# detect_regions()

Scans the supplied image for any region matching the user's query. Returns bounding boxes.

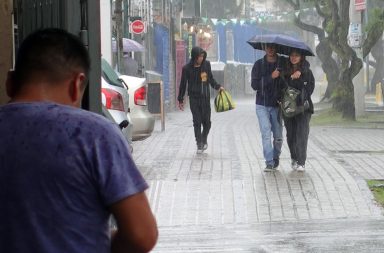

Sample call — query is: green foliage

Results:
[325,21,335,34]
[311,107,384,127]
[310,107,346,126]
[367,180,384,208]
[365,8,384,33]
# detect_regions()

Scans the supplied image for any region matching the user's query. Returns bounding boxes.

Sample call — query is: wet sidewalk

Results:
[132,98,384,252]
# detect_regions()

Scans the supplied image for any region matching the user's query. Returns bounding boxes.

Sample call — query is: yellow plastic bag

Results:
[214,90,235,112]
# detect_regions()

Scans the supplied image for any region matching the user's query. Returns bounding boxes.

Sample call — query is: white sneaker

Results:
[291,160,298,170]
[202,143,208,150]
[296,165,305,172]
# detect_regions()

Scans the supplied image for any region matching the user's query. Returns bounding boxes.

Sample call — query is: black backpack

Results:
[280,86,305,118]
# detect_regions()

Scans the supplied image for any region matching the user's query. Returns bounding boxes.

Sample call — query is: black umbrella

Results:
[247,33,315,56]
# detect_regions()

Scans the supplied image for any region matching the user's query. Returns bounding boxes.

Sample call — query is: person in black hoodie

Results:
[178,46,224,153]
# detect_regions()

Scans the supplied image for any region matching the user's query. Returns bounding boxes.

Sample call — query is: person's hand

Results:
[178,101,184,111]
[219,86,225,91]
[271,69,280,79]
[291,70,301,80]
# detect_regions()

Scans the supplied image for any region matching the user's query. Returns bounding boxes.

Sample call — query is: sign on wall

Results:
[130,20,146,34]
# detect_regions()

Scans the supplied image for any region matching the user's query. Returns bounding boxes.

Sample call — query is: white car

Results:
[119,75,155,141]
[101,59,133,150]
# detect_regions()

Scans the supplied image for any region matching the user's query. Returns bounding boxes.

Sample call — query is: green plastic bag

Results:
[214,90,235,112]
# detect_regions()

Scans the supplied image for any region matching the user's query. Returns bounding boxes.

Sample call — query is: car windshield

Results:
[101,58,124,88]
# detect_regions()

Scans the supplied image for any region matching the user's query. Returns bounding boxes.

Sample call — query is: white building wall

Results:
[100,0,112,64]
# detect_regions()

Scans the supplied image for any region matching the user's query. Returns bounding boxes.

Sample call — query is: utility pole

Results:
[123,0,130,39]
[115,0,124,73]
[0,0,13,104]
[349,1,365,117]
[364,1,370,92]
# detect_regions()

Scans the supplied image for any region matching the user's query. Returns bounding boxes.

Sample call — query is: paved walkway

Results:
[132,98,384,252]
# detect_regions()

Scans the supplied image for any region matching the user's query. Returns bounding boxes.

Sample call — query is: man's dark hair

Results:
[12,28,90,92]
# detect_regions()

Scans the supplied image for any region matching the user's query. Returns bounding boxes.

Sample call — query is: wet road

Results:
[132,98,384,252]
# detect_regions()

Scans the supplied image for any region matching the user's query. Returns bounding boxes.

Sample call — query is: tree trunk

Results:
[333,45,362,119]
[333,78,355,119]
[328,0,363,120]
[333,46,362,119]
[316,39,339,100]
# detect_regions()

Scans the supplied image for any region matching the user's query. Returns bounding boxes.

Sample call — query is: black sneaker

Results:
[291,160,298,170]
[273,158,279,169]
[197,144,203,154]
[264,164,276,172]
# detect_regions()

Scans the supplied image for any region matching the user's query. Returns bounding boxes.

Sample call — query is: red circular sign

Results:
[131,20,145,34]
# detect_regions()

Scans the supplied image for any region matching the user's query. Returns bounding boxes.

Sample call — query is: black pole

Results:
[123,0,131,39]
[80,0,88,47]
[194,0,200,17]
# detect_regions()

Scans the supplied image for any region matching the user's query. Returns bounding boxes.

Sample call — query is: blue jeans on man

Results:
[256,104,283,168]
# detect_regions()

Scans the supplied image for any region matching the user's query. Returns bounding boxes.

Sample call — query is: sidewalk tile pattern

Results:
[132,100,384,251]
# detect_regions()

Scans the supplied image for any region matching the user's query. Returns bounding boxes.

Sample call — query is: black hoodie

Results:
[177,47,221,102]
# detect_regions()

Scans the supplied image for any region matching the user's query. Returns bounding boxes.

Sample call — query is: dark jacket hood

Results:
[189,46,207,65]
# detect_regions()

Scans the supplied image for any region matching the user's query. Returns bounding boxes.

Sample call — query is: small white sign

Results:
[348,23,362,48]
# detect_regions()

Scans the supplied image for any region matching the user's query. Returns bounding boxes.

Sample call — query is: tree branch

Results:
[284,0,299,9]
[293,16,324,37]
[284,0,324,37]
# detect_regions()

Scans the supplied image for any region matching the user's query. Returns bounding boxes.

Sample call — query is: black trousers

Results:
[283,112,311,166]
[189,97,211,146]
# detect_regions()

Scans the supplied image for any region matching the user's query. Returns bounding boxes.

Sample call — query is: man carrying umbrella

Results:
[251,44,284,171]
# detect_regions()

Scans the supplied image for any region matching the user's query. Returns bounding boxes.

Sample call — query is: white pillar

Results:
[100,0,112,65]
[349,2,365,117]
[353,49,366,117]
